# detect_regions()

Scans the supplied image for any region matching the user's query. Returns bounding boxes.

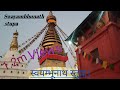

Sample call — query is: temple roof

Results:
[65,11,102,43]
[65,11,120,43]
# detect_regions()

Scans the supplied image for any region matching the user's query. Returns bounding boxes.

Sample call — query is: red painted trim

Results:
[39,54,68,65]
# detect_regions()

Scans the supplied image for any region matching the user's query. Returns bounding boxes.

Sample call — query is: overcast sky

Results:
[0,11,92,70]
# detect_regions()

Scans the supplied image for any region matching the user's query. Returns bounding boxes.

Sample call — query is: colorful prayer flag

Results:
[109,64,114,70]
[102,61,107,69]
[83,52,87,58]
[96,58,99,64]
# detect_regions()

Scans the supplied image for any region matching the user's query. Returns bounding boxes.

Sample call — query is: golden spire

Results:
[39,11,67,67]
[10,30,19,51]
[49,11,53,16]
[46,11,56,23]
[42,11,62,49]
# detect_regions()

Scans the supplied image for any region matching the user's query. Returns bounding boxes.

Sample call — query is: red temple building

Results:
[66,11,120,79]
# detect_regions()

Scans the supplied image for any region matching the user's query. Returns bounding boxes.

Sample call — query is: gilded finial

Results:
[46,11,56,23]
[49,11,53,16]
[10,30,19,51]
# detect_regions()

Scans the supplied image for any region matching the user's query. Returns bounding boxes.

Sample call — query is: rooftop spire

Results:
[39,11,68,67]
[49,11,53,16]
[46,11,56,23]
[10,30,19,51]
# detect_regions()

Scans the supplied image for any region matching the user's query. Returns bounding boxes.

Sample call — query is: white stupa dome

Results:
[3,50,20,61]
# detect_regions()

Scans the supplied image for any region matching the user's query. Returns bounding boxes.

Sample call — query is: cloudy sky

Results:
[0,11,92,70]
